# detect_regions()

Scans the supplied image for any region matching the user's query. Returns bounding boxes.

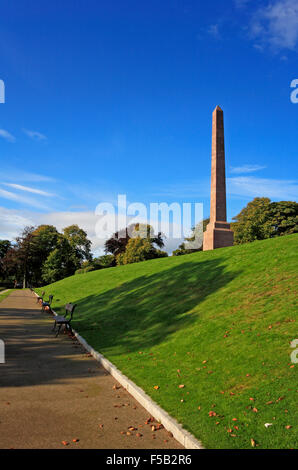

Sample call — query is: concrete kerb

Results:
[33,290,204,449]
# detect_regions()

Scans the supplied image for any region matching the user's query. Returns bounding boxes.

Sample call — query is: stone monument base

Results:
[203,221,234,251]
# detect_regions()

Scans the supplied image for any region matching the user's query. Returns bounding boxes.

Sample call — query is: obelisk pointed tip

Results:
[214,105,223,112]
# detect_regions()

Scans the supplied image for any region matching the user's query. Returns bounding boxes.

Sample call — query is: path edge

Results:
[33,291,204,450]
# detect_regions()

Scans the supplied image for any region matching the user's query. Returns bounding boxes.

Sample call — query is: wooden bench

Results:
[52,303,77,337]
[41,295,53,312]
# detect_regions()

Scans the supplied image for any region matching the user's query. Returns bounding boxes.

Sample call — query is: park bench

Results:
[36,291,45,304]
[52,303,77,337]
[41,295,53,312]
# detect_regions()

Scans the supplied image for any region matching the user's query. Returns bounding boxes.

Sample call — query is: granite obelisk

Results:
[203,106,233,250]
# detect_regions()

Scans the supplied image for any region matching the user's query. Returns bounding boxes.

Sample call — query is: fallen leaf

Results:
[252,408,258,413]
[251,438,256,448]
[178,384,185,388]
[153,385,159,390]
[232,418,237,421]
[72,438,79,442]
[264,423,273,428]
[285,425,292,429]
[249,398,254,401]
[61,441,69,446]
[136,433,142,437]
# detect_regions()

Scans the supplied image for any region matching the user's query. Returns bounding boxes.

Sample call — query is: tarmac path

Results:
[0,290,183,449]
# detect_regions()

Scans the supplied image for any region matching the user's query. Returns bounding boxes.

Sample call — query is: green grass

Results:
[0,290,11,303]
[37,234,298,449]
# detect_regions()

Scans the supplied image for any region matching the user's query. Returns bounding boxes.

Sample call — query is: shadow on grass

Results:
[69,257,241,353]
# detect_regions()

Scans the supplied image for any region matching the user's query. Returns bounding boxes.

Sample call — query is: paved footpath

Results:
[0,290,182,449]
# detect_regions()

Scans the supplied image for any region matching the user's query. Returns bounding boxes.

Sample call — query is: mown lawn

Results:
[37,234,298,449]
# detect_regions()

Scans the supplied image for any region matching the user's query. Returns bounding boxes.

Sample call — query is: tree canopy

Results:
[231,198,298,244]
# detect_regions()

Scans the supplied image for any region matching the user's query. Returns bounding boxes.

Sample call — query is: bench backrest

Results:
[65,303,77,321]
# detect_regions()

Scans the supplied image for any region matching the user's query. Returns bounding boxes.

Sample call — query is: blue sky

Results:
[0,0,297,252]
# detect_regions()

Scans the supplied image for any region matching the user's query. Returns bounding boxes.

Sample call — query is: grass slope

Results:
[37,234,298,449]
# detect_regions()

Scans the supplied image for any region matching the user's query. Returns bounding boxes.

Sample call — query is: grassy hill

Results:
[37,234,298,449]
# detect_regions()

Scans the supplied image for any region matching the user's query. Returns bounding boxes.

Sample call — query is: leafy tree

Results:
[268,201,298,236]
[42,236,79,283]
[105,223,164,256]
[117,237,168,265]
[231,198,298,244]
[0,240,11,277]
[172,219,209,256]
[95,254,116,268]
[63,224,92,262]
[0,240,11,259]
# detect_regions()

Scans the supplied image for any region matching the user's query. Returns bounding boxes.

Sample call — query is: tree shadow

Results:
[68,257,241,353]
[0,305,106,388]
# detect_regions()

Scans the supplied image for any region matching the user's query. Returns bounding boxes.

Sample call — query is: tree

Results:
[42,236,79,283]
[105,223,164,256]
[231,198,298,244]
[0,240,11,259]
[0,240,11,277]
[268,201,298,237]
[117,237,168,265]
[172,219,209,256]
[42,226,92,283]
[63,224,92,262]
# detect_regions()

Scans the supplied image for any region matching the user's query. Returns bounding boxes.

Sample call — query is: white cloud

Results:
[1,170,56,183]
[0,129,15,142]
[0,207,186,255]
[227,176,298,200]
[229,164,266,174]
[22,129,47,141]
[0,188,50,210]
[0,207,35,240]
[2,183,55,197]
[251,0,298,50]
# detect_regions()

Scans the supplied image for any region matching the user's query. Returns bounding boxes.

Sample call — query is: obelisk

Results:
[203,106,233,250]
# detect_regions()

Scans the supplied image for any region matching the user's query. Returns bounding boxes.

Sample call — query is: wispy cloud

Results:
[0,188,50,210]
[0,129,16,143]
[22,128,47,141]
[227,176,298,200]
[207,24,221,39]
[251,0,298,51]
[1,170,56,183]
[0,207,35,240]
[229,164,266,174]
[2,183,55,197]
